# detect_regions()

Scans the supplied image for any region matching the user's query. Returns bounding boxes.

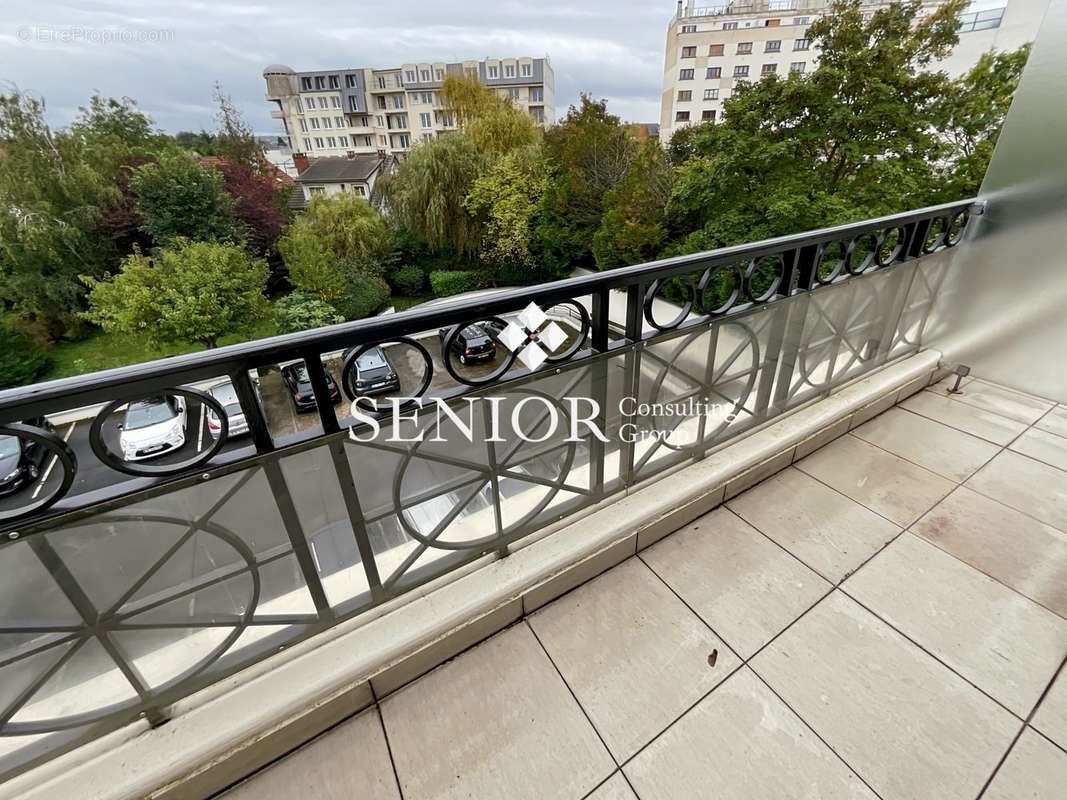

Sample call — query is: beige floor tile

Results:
[624,668,877,800]
[223,708,400,800]
[529,558,739,761]
[984,728,1067,800]
[851,407,1001,482]
[967,450,1067,532]
[381,624,614,800]
[752,592,1019,800]
[1032,669,1067,751]
[795,435,955,527]
[944,379,1054,425]
[586,773,638,800]
[1011,427,1067,472]
[728,467,900,584]
[642,507,830,658]
[900,389,1028,446]
[912,486,1067,618]
[1036,405,1067,439]
[844,534,1067,716]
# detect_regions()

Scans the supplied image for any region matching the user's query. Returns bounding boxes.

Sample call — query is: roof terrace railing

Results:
[0,198,972,779]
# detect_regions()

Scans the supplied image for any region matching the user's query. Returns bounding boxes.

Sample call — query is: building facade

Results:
[265,57,554,159]
[659,0,1044,144]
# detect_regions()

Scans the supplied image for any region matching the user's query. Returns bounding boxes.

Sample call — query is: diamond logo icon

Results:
[493,302,568,373]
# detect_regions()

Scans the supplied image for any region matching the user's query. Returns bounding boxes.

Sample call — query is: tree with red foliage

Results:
[211,160,288,256]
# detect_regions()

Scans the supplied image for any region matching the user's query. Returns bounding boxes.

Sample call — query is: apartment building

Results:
[659,0,1044,144]
[264,57,554,159]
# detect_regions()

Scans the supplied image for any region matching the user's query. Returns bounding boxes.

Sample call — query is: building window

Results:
[521,63,532,77]
[345,74,356,88]
[392,95,405,109]
[376,115,385,127]
[315,76,325,90]
[505,65,515,77]
[310,118,320,129]
[355,185,366,196]
[489,65,499,78]
[765,18,780,27]
[326,136,336,148]
[762,63,777,74]
[331,96,341,108]
[294,97,303,112]
[794,16,810,25]
[794,38,811,50]
[335,116,345,128]
[703,88,719,100]
[736,42,752,54]
[675,111,690,122]
[679,68,695,80]
[299,119,308,132]
[322,117,332,128]
[395,134,411,148]
[681,46,697,58]
[420,112,432,128]
[318,97,328,109]
[435,68,444,80]
[722,22,738,30]
[702,109,716,121]
[681,24,697,33]
[677,90,692,101]
[303,137,311,150]
[363,136,373,146]
[421,69,430,81]
[379,135,387,145]
[765,40,781,52]
[314,137,324,148]
[709,44,724,56]
[377,76,387,89]
[706,66,722,79]
[301,77,312,90]
[308,186,324,195]
[348,96,360,112]
[733,65,750,77]
[507,88,520,99]
[530,107,544,123]
[790,61,806,73]
[530,87,544,102]
[328,75,339,89]
[339,135,349,147]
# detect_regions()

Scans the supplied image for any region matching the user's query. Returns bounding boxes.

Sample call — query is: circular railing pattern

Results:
[0,423,78,523]
[341,336,434,411]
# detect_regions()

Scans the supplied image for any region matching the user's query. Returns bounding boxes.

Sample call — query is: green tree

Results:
[442,74,540,158]
[666,0,968,252]
[465,146,548,278]
[274,291,344,334]
[83,239,269,348]
[212,82,265,171]
[378,135,485,256]
[537,96,636,275]
[930,45,1031,201]
[0,91,118,341]
[592,140,673,269]
[0,324,50,388]
[131,150,243,246]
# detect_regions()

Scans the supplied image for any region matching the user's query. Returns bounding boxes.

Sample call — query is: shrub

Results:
[390,264,425,295]
[0,326,50,389]
[274,291,343,334]
[429,270,488,297]
[344,275,391,319]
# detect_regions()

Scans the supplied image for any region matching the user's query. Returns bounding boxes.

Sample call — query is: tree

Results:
[465,146,548,279]
[930,45,1030,201]
[592,140,673,269]
[442,74,540,158]
[666,0,968,252]
[377,135,485,256]
[83,239,269,349]
[131,150,243,246]
[0,325,50,388]
[173,130,219,155]
[537,96,636,275]
[212,83,265,171]
[274,291,344,334]
[0,90,118,341]
[210,160,287,256]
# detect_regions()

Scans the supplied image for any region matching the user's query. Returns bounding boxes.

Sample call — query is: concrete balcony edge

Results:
[2,349,944,800]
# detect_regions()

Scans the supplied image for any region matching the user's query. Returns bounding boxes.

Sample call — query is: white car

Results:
[119,395,187,461]
[205,380,252,439]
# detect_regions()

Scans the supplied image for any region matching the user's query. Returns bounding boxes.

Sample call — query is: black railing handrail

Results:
[0,197,974,417]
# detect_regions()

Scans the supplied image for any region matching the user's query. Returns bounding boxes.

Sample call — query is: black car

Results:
[0,417,55,496]
[438,323,498,365]
[341,345,401,397]
[280,362,342,412]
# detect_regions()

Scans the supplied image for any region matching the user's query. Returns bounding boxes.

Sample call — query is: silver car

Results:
[205,381,251,439]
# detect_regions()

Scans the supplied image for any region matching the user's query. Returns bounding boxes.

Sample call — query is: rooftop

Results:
[296,155,385,184]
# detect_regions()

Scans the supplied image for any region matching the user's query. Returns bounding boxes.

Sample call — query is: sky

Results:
[0,0,676,136]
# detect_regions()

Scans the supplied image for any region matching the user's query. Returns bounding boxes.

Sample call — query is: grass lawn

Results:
[390,294,434,313]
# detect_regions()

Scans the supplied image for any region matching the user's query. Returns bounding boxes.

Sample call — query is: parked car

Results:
[0,417,55,496]
[205,380,254,439]
[438,323,497,365]
[341,345,401,397]
[280,362,341,412]
[119,396,187,461]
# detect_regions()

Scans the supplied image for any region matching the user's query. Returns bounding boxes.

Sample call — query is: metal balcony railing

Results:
[0,199,972,779]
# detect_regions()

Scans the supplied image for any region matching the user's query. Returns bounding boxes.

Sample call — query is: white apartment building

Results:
[659,0,1045,144]
[265,57,554,159]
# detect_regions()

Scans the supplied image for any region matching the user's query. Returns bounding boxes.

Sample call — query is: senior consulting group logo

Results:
[350,301,734,446]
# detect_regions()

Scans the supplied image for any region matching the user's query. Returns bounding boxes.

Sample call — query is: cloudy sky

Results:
[0,0,677,135]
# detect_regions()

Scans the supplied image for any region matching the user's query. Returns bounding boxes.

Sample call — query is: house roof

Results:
[297,155,383,184]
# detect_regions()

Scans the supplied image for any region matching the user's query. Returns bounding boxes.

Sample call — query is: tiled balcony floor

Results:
[221,376,1067,800]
